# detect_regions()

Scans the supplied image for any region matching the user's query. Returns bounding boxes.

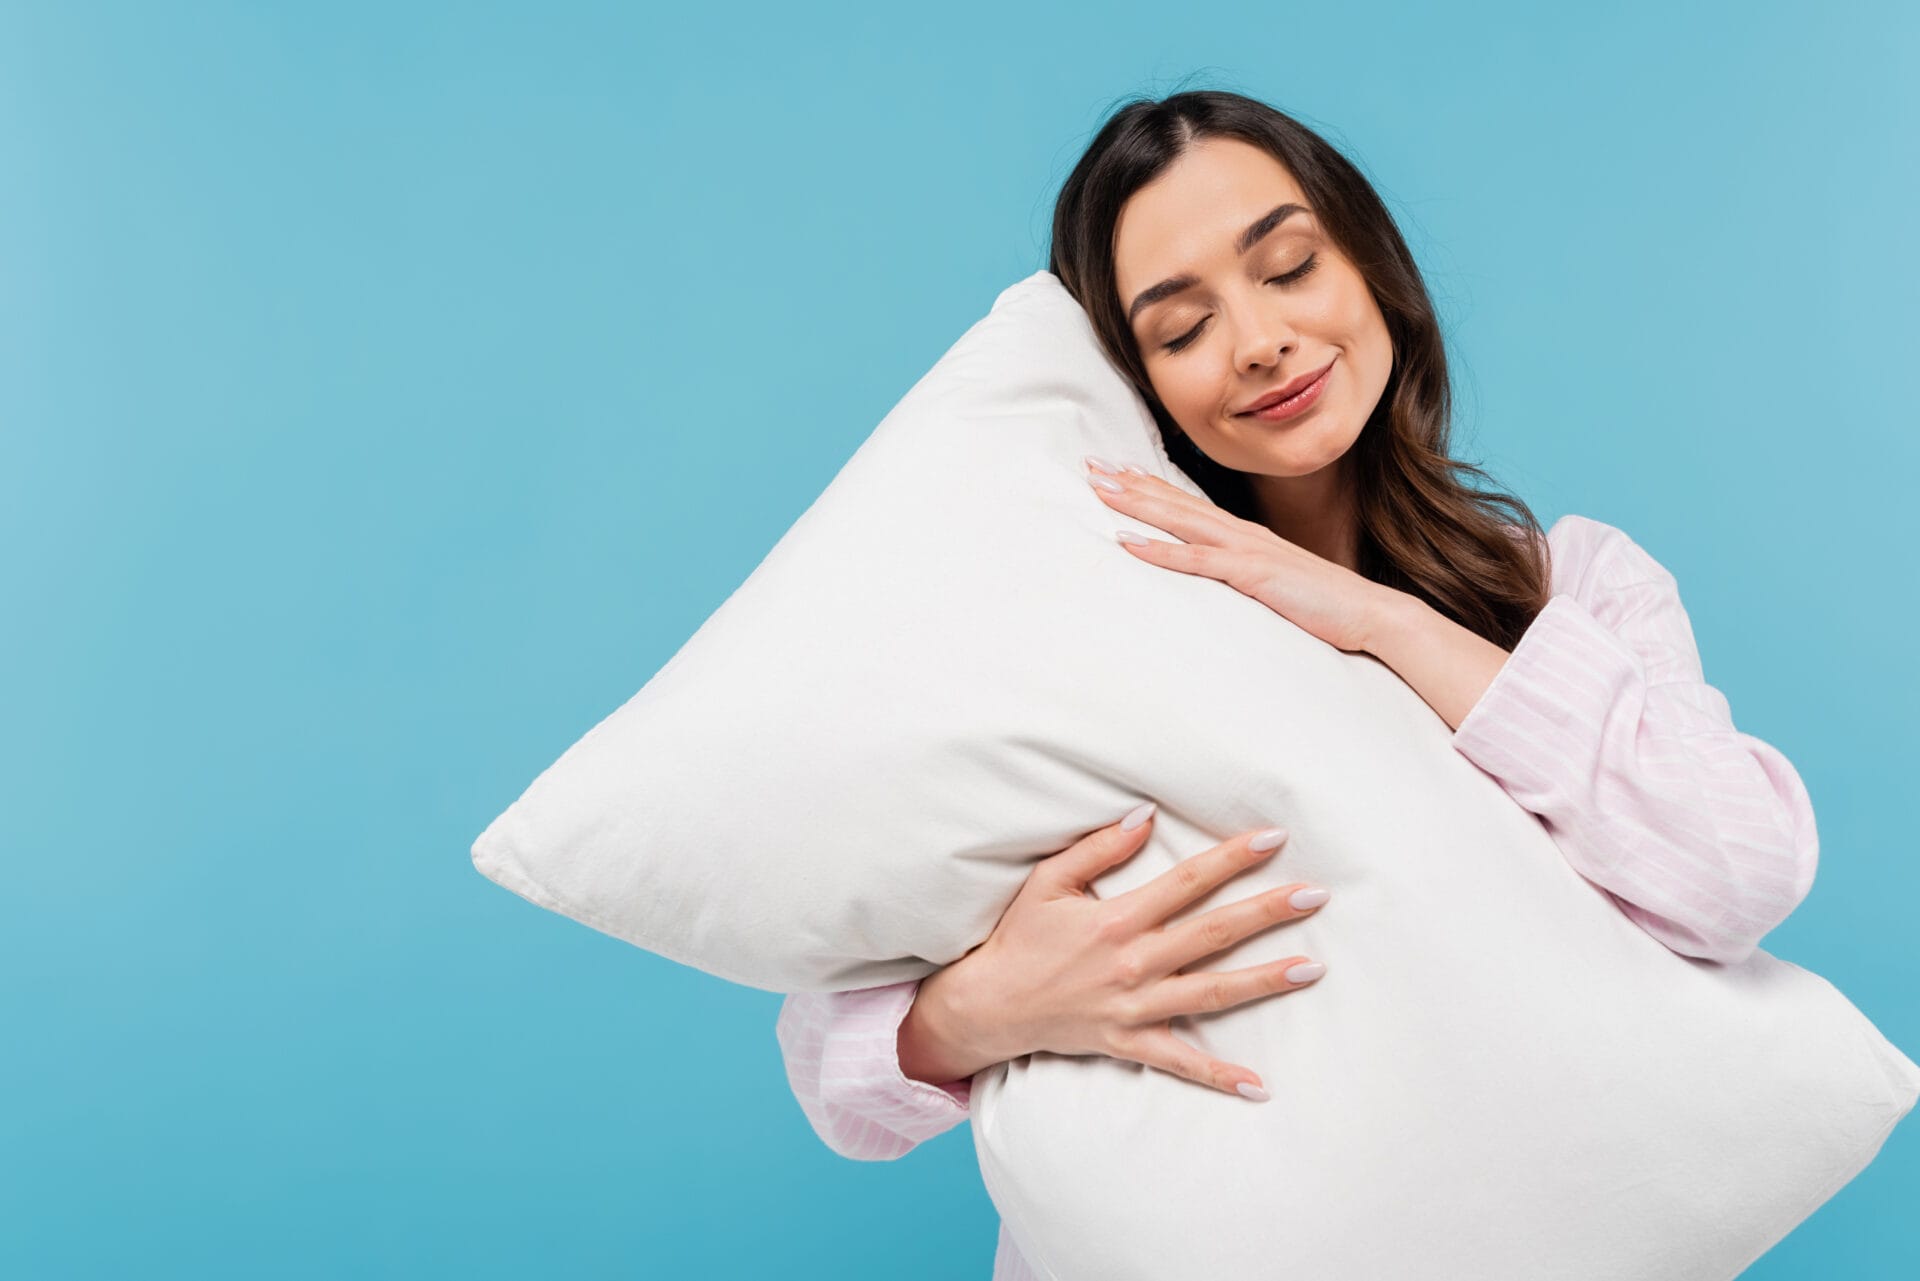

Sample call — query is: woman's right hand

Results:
[910,801,1328,1102]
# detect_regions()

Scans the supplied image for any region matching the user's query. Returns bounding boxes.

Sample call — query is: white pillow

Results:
[471,269,1919,1280]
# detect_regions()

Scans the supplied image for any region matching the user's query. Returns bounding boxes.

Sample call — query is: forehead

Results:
[1112,138,1311,293]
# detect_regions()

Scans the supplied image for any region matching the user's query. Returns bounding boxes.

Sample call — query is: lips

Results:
[1237,358,1336,415]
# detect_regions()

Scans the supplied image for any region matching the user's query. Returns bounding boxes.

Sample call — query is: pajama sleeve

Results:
[1449,514,1820,965]
[774,980,974,1161]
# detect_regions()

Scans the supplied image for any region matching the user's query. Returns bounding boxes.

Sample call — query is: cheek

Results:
[1343,292,1390,347]
[1166,369,1220,419]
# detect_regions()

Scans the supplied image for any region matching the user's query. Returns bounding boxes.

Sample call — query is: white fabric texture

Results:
[471,270,1920,1280]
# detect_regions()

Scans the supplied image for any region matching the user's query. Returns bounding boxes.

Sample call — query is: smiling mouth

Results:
[1235,358,1336,417]
[1234,361,1334,423]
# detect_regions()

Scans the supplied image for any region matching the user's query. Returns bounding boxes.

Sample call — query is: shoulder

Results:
[1503,514,1679,602]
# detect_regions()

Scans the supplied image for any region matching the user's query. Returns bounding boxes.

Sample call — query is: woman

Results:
[776,88,1818,1280]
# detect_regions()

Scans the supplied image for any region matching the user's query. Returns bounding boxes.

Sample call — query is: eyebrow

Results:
[1125,202,1312,326]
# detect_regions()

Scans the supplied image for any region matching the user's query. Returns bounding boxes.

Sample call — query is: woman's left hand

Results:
[1085,459,1398,655]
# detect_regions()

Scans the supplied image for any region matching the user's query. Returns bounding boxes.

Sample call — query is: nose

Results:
[1230,296,1302,374]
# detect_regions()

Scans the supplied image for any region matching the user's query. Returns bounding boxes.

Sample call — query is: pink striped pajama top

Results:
[773,512,1822,1280]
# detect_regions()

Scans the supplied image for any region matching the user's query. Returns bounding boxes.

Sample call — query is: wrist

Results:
[1360,585,1424,656]
[898,966,1005,1088]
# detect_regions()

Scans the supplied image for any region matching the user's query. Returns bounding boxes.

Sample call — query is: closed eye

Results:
[1159,254,1321,355]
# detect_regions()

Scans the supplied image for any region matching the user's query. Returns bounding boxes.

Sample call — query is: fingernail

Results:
[1289,886,1330,910]
[1087,473,1124,493]
[1249,827,1288,851]
[1084,454,1123,475]
[1286,960,1326,984]
[1121,801,1156,831]
[1237,1081,1270,1102]
[1122,464,1148,476]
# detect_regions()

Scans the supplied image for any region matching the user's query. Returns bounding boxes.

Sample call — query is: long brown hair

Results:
[1047,88,1551,650]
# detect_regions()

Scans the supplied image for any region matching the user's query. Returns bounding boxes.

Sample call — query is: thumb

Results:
[1047,801,1156,894]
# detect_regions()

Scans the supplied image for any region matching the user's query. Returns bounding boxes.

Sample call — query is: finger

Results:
[1138,881,1331,976]
[1100,487,1212,544]
[1106,826,1289,934]
[1118,538,1273,607]
[1124,470,1275,540]
[1040,801,1156,895]
[1097,466,1208,516]
[1088,468,1240,543]
[1115,534,1214,576]
[1108,1022,1270,1101]
[1133,953,1328,1026]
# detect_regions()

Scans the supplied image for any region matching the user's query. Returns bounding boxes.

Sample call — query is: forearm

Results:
[1362,589,1513,732]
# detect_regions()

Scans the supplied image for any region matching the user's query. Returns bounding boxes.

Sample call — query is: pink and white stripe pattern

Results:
[774,513,1820,1279]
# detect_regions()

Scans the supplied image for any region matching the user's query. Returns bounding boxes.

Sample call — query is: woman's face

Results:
[1113,137,1394,490]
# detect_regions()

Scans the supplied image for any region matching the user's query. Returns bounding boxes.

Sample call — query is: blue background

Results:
[4,2,1915,1277]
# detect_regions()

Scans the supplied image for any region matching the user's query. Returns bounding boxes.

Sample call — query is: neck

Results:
[1248,460,1361,573]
